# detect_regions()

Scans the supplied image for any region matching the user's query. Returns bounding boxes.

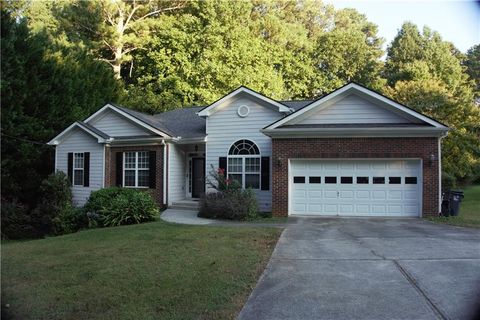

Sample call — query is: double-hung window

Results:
[73,153,84,186]
[123,151,150,188]
[227,140,260,189]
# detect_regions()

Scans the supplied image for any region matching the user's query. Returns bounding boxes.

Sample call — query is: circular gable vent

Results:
[237,105,250,118]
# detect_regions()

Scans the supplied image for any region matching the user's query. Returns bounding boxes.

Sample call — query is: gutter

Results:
[261,127,449,138]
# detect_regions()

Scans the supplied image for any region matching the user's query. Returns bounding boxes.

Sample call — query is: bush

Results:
[31,171,86,236]
[199,167,258,220]
[85,187,159,227]
[1,199,39,239]
[1,172,87,239]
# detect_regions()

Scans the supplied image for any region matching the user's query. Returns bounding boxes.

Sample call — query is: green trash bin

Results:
[442,190,464,216]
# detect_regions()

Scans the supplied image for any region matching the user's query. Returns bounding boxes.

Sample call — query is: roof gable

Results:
[89,108,155,137]
[289,93,421,126]
[197,86,291,117]
[264,83,449,130]
[47,121,110,145]
[84,104,171,137]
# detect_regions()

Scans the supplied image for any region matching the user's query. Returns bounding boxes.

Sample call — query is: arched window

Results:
[227,140,261,189]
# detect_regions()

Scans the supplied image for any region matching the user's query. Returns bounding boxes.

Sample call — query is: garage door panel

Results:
[388,205,402,215]
[372,205,387,214]
[356,190,370,199]
[324,190,338,198]
[340,162,354,170]
[372,162,387,170]
[308,190,323,198]
[293,203,306,213]
[372,191,387,199]
[404,191,418,200]
[324,162,338,170]
[324,204,338,214]
[356,204,370,214]
[388,191,402,200]
[339,204,354,214]
[339,190,354,199]
[356,162,370,170]
[290,159,421,217]
[293,189,306,198]
[404,205,419,215]
[308,204,322,213]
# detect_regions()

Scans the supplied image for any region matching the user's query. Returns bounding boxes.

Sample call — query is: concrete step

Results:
[170,200,200,211]
[169,206,199,211]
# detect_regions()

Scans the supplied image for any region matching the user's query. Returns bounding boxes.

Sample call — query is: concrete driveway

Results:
[238,218,480,320]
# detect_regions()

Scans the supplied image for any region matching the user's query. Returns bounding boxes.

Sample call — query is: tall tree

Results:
[1,9,122,206]
[19,0,187,79]
[464,44,480,100]
[384,22,480,184]
[126,0,287,113]
[311,8,385,95]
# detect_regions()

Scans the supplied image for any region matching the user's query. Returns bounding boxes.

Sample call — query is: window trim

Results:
[227,156,261,189]
[123,151,150,188]
[227,140,261,190]
[73,152,84,186]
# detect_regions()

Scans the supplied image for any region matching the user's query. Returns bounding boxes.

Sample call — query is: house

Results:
[47,83,449,217]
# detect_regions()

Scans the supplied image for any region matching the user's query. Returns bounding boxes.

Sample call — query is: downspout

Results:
[54,146,57,173]
[438,132,448,214]
[162,140,167,206]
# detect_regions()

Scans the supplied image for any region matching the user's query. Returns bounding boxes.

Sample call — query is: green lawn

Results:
[426,184,480,228]
[1,220,282,320]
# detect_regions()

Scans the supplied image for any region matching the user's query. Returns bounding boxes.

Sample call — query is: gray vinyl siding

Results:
[206,97,282,212]
[168,143,186,204]
[88,110,152,137]
[294,94,415,125]
[56,128,104,206]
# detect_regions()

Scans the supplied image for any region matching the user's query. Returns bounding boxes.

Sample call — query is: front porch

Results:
[167,142,206,207]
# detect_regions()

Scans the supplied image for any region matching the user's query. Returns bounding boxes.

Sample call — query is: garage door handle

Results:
[337,191,339,198]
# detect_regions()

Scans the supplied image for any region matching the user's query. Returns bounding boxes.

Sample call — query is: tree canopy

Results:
[1,8,122,207]
[384,22,480,183]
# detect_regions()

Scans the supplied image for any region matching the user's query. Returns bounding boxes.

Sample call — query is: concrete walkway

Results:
[238,217,480,320]
[160,208,290,227]
[161,208,217,225]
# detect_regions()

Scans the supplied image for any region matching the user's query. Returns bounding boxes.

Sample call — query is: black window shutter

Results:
[261,157,270,191]
[116,152,123,186]
[149,151,156,189]
[83,152,90,187]
[219,157,227,176]
[67,153,73,184]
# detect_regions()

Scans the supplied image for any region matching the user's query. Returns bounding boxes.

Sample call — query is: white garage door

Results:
[290,159,422,217]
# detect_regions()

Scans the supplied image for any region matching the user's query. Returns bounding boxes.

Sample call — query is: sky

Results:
[324,0,480,53]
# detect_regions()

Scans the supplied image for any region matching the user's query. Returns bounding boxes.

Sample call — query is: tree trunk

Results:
[113,9,125,80]
[113,47,122,80]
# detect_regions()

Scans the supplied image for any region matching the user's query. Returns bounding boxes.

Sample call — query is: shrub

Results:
[84,186,124,214]
[85,187,158,227]
[31,171,85,236]
[1,198,38,239]
[199,167,258,220]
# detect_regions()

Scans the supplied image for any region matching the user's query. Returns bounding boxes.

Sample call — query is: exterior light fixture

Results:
[429,154,436,167]
[276,157,283,167]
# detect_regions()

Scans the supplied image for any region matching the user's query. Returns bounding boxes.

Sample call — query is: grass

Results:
[426,184,480,228]
[1,219,282,320]
[246,215,289,224]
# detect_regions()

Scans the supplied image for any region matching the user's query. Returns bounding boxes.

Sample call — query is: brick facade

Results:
[271,137,440,217]
[104,144,165,207]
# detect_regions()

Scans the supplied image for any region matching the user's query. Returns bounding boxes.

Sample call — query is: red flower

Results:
[217,168,225,174]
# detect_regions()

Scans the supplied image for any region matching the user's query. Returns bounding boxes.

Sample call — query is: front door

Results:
[192,158,205,198]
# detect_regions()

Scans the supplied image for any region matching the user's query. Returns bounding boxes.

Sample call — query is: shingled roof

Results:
[109,99,314,139]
